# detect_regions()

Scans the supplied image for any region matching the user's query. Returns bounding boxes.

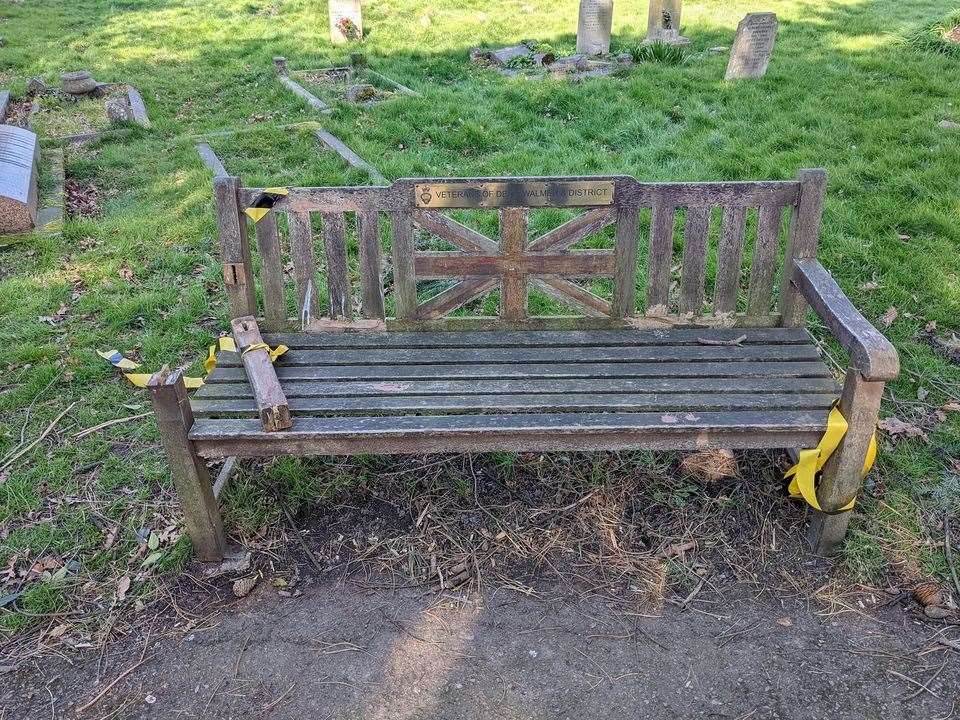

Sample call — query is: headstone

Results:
[645,0,689,46]
[725,12,778,80]
[576,0,613,55]
[329,0,363,45]
[0,125,39,234]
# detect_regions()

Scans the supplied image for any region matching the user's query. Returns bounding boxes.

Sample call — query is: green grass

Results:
[0,0,959,635]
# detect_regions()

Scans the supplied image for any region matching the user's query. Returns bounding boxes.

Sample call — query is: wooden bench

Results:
[148,170,898,562]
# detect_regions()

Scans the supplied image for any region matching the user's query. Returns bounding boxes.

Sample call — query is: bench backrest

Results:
[214,169,826,332]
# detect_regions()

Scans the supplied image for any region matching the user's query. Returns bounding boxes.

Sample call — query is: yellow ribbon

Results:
[785,405,877,513]
[241,342,288,363]
[100,336,238,390]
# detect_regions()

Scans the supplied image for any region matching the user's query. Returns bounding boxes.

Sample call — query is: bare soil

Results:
[2,458,959,719]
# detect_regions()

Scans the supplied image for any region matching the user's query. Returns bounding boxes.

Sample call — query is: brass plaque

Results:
[414,180,616,208]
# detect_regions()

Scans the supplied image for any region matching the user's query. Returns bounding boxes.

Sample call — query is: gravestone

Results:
[329,0,363,45]
[576,0,613,55]
[725,12,778,80]
[645,0,690,46]
[0,125,39,234]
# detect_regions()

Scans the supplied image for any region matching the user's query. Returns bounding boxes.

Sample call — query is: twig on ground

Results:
[944,514,960,599]
[74,412,152,440]
[887,668,941,700]
[277,497,326,576]
[262,682,297,711]
[697,334,747,346]
[0,402,77,472]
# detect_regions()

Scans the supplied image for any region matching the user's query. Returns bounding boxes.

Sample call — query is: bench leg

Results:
[807,369,885,555]
[149,368,227,561]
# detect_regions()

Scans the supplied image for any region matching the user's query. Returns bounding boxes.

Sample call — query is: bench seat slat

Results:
[261,327,813,349]
[189,409,830,458]
[195,376,840,399]
[206,360,833,382]
[215,343,821,367]
[192,392,837,418]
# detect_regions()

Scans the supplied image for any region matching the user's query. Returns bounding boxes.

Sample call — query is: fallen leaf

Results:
[233,574,259,598]
[879,306,899,327]
[859,279,880,292]
[116,575,131,602]
[47,624,69,639]
[119,267,134,282]
[943,403,960,413]
[776,616,793,627]
[878,417,928,442]
[917,387,929,401]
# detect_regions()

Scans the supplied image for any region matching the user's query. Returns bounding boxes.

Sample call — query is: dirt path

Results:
[4,578,958,719]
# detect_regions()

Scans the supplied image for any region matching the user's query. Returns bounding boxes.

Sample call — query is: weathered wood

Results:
[646,199,676,310]
[357,210,385,319]
[231,316,292,431]
[418,277,498,320]
[680,205,711,314]
[532,276,611,317]
[196,142,228,177]
[807,369,885,554]
[321,212,353,319]
[253,210,287,330]
[780,168,827,326]
[714,205,747,313]
[210,359,832,383]
[214,176,256,319]
[499,207,529,321]
[197,375,840,399]
[412,210,499,253]
[221,343,822,368]
[413,250,615,278]
[287,210,320,319]
[528,207,616,253]
[262,327,814,349]
[191,409,828,459]
[148,368,226,561]
[611,206,640,318]
[390,211,418,319]
[793,258,899,381]
[193,392,836,417]
[315,129,387,184]
[746,204,783,315]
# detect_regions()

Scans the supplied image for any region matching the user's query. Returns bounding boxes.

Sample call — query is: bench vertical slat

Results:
[287,211,321,319]
[499,207,529,321]
[611,205,640,318]
[714,205,748,313]
[321,212,353,320]
[214,176,256,319]
[391,211,418,319]
[646,199,676,310]
[254,210,287,331]
[746,204,783,316]
[780,168,827,327]
[679,205,711,315]
[357,210,386,319]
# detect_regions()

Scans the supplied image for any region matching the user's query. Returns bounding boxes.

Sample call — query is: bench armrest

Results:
[792,258,899,382]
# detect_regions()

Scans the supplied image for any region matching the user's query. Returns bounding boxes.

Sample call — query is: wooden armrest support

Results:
[231,315,293,432]
[792,258,900,382]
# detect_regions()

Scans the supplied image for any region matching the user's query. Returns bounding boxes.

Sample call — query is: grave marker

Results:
[725,12,778,80]
[329,0,363,45]
[576,0,613,55]
[645,0,689,46]
[0,125,39,234]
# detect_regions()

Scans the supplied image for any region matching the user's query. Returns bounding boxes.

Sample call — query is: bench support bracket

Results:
[149,367,226,561]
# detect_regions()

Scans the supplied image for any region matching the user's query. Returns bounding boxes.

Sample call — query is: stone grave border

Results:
[0,89,9,122]
[274,56,417,113]
[190,121,387,186]
[36,148,65,234]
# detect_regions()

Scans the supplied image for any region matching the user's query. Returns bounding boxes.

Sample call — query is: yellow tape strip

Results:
[241,342,288,363]
[785,405,877,513]
[101,336,238,391]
